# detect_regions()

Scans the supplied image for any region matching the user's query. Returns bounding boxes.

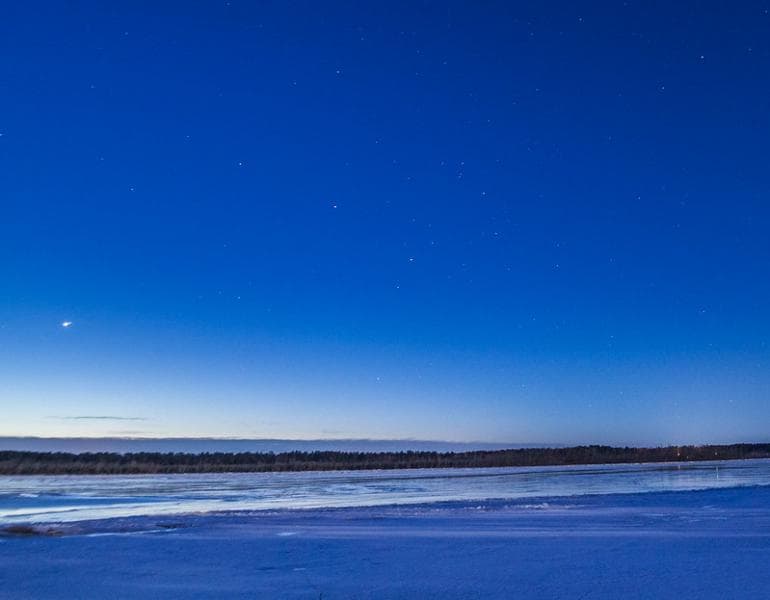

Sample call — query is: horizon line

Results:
[1,435,769,448]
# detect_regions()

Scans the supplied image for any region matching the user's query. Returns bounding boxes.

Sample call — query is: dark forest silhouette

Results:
[2,443,769,475]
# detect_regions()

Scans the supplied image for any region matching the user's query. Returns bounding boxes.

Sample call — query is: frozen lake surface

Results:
[2,460,770,598]
[2,458,769,524]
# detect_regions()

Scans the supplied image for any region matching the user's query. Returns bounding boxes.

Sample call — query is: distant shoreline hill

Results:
[0,437,551,455]
[1,442,770,476]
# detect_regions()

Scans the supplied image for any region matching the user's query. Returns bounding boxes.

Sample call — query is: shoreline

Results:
[2,483,766,534]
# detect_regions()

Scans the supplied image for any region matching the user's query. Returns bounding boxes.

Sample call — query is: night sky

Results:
[2,2,769,444]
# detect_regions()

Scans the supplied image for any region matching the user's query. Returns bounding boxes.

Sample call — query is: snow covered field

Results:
[2,461,770,598]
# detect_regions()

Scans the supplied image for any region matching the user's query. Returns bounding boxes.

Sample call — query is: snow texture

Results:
[1,461,770,598]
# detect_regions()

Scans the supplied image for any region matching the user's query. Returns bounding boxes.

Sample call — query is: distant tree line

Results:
[1,444,769,475]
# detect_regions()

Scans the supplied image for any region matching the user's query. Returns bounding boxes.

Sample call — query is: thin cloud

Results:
[47,416,148,421]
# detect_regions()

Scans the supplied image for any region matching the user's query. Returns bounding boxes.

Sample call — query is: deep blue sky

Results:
[1,1,769,444]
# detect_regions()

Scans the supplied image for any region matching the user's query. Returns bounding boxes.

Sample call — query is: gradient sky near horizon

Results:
[1,1,769,445]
